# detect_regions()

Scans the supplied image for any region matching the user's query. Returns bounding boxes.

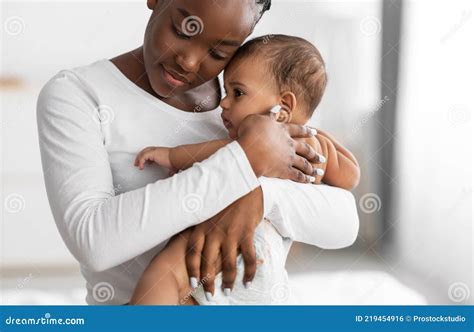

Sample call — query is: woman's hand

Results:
[236,113,325,183]
[185,188,263,299]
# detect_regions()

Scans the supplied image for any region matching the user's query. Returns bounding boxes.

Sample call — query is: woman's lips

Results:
[161,65,188,88]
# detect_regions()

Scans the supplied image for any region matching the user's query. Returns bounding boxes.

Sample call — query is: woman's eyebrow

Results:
[176,8,191,18]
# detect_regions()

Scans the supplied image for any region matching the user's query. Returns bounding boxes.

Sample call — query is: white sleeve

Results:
[260,177,359,249]
[36,72,259,272]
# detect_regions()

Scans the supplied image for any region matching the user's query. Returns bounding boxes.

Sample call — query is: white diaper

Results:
[191,220,293,305]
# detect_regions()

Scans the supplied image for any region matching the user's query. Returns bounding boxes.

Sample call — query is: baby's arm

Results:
[306,130,360,190]
[135,139,232,171]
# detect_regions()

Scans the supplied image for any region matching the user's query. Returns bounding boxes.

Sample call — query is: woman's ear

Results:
[277,91,297,123]
[147,0,158,10]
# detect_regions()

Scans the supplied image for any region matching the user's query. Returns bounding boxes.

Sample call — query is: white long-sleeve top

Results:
[36,59,359,305]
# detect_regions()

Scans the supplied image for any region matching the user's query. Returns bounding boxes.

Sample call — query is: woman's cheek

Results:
[199,61,225,83]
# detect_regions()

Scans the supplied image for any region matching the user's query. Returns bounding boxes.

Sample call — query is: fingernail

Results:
[307,175,316,183]
[190,277,198,288]
[245,281,252,289]
[309,128,318,136]
[205,292,213,301]
[318,155,326,163]
[315,168,325,176]
[224,288,231,296]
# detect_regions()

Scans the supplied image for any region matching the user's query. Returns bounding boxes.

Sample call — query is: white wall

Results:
[394,0,473,303]
[2,1,381,267]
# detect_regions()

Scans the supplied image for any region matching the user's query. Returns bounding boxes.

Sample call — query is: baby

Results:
[130,35,360,305]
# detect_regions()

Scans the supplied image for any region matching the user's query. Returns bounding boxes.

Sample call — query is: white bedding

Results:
[2,270,426,305]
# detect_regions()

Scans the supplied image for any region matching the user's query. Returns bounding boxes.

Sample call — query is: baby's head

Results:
[220,34,327,139]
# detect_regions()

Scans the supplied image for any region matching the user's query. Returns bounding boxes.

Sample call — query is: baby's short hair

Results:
[230,34,327,117]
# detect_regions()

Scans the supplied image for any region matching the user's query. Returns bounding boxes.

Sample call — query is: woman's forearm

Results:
[260,177,359,248]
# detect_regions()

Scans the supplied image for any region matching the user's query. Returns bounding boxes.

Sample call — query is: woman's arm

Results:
[37,75,257,272]
[260,178,359,248]
[37,71,318,273]
[186,179,359,295]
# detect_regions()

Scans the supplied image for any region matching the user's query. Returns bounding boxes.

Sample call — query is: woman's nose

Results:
[175,52,201,74]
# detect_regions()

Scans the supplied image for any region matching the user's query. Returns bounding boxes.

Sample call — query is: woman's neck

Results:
[110,47,220,112]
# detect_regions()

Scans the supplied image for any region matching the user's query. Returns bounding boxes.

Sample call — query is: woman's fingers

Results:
[240,236,257,288]
[185,229,205,289]
[200,237,221,300]
[221,241,238,295]
[295,140,321,163]
[292,155,315,178]
[288,167,314,183]
[287,123,317,138]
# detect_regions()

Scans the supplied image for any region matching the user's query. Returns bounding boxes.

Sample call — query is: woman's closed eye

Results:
[209,49,227,61]
[171,23,190,40]
[171,19,228,61]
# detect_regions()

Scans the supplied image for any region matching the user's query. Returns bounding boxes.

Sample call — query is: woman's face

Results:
[143,0,256,98]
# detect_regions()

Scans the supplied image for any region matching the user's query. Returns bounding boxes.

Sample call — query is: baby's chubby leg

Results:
[129,229,198,305]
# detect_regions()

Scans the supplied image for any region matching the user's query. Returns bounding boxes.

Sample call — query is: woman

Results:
[37,0,358,304]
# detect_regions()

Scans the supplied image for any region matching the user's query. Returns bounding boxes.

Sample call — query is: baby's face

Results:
[220,57,280,139]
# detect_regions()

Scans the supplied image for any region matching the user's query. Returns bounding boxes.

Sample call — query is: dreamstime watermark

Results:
[351,96,390,137]
[193,95,211,113]
[94,105,115,125]
[440,10,472,43]
[270,282,291,303]
[182,193,203,213]
[447,105,471,126]
[448,282,470,303]
[360,16,381,36]
[181,16,204,36]
[4,313,85,326]
[262,34,275,44]
[179,273,211,304]
[16,272,36,292]
[4,193,26,213]
[92,282,115,303]
[163,96,211,143]
[359,193,382,214]
[4,16,25,36]
[112,183,122,195]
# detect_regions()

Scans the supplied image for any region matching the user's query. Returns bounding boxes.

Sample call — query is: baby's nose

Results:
[219,96,230,110]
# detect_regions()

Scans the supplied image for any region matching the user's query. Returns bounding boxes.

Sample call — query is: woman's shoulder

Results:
[38,59,117,107]
[37,60,113,122]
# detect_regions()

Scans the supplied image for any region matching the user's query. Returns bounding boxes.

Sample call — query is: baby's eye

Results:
[233,89,244,97]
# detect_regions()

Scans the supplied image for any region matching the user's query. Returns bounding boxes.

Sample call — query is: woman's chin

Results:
[150,83,175,99]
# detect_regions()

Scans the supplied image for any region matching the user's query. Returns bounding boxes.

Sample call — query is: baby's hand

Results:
[134,146,173,170]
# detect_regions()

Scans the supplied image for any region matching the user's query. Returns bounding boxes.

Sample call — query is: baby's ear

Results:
[277,91,297,123]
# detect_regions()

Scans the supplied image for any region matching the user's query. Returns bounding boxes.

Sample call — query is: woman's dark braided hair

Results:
[255,0,271,23]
